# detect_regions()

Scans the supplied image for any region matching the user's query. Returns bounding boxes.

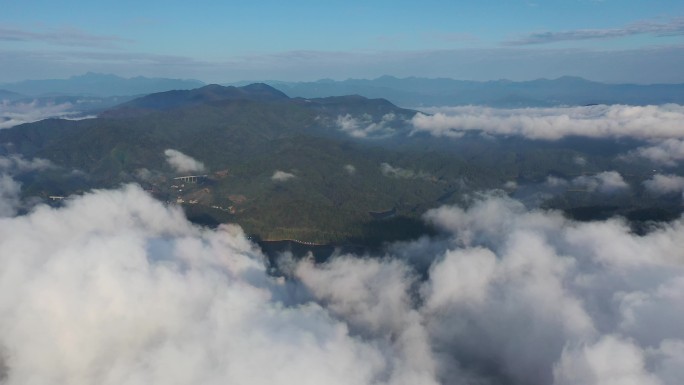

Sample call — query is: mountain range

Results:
[3,73,684,107]
[2,82,681,245]
[254,75,684,107]
[0,72,203,97]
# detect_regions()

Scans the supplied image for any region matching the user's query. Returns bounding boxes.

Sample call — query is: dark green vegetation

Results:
[2,83,681,246]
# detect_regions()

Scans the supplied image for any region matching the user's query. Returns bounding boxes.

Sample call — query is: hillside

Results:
[2,84,680,245]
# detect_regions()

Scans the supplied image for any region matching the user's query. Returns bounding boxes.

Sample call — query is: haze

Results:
[1,0,684,83]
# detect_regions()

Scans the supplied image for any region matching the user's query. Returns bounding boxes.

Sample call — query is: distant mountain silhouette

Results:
[0,89,25,101]
[101,83,290,117]
[239,76,684,107]
[0,72,205,97]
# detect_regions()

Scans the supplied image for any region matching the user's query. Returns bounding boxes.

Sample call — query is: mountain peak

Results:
[102,83,291,117]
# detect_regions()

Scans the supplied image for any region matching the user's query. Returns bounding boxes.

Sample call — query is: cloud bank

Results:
[1,178,683,384]
[412,104,684,141]
[164,149,205,174]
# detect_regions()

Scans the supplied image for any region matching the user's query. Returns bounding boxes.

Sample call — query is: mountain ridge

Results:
[233,75,684,107]
[0,72,205,97]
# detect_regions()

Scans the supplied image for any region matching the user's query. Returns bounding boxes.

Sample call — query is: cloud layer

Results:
[412,104,684,141]
[1,178,683,384]
[163,149,205,174]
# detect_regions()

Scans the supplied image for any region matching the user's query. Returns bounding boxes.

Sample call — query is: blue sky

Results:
[1,0,683,82]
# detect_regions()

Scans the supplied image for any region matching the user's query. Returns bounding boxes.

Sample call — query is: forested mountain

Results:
[2,83,679,245]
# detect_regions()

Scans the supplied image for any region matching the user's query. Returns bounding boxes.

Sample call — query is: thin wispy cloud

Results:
[0,100,85,129]
[506,17,684,45]
[0,25,132,49]
[335,113,397,139]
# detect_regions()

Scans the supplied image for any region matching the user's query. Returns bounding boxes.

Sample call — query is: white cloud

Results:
[412,104,684,141]
[644,174,684,196]
[271,170,296,182]
[633,139,684,166]
[0,173,21,217]
[0,154,53,172]
[574,156,587,166]
[546,175,569,188]
[335,113,396,139]
[164,149,205,174]
[0,155,54,217]
[553,335,662,385]
[0,184,426,385]
[0,100,87,129]
[417,196,684,384]
[572,171,629,193]
[1,181,684,385]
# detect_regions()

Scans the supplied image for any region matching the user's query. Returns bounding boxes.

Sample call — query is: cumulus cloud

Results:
[412,104,684,141]
[572,171,629,193]
[0,100,92,129]
[164,149,205,174]
[644,174,684,196]
[271,170,296,182]
[1,179,684,385]
[335,113,397,139]
[0,184,429,385]
[417,196,684,384]
[633,138,684,166]
[543,171,629,194]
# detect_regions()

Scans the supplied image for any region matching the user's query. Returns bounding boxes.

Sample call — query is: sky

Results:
[1,0,684,83]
